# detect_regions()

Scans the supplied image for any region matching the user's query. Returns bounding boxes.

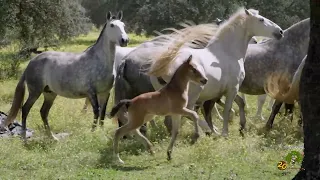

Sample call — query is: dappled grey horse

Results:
[240,18,309,129]
[1,11,129,140]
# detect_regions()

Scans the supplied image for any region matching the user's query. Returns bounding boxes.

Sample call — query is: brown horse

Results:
[109,55,208,164]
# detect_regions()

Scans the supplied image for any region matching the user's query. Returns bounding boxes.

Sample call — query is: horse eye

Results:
[110,24,114,28]
[259,18,264,22]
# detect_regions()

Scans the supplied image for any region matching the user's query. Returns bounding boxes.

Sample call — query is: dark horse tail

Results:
[109,100,132,118]
[5,72,26,126]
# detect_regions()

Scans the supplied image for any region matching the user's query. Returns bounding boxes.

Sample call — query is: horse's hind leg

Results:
[113,113,146,164]
[40,92,58,141]
[265,100,283,130]
[202,99,219,135]
[284,103,294,122]
[81,98,90,113]
[255,94,267,120]
[87,91,99,132]
[98,93,110,127]
[132,128,154,155]
[21,90,42,141]
[234,95,246,136]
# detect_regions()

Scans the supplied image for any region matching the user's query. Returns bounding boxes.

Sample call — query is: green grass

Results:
[0,31,303,180]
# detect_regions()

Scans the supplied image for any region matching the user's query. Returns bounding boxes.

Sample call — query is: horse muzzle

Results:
[273,30,284,40]
[119,38,129,47]
[200,79,208,85]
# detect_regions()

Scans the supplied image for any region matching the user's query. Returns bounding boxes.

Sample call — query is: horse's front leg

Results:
[234,94,246,136]
[167,114,181,161]
[201,99,219,135]
[87,91,100,132]
[180,107,200,144]
[81,98,90,113]
[222,90,238,137]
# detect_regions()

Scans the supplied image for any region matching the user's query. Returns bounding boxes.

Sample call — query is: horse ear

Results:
[245,9,252,16]
[117,11,123,20]
[106,11,112,20]
[186,55,192,63]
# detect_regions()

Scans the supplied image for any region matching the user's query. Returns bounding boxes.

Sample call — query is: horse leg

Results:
[113,113,145,164]
[255,94,267,121]
[265,100,283,130]
[133,115,154,154]
[216,99,235,122]
[284,103,294,122]
[179,107,200,144]
[213,104,223,121]
[202,99,219,135]
[21,90,42,141]
[81,98,90,113]
[240,93,248,109]
[267,97,275,110]
[221,91,237,137]
[98,93,110,127]
[167,114,181,161]
[164,116,172,135]
[40,92,59,141]
[234,95,246,136]
[87,91,99,132]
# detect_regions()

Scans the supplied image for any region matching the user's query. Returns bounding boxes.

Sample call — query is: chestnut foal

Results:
[109,55,208,164]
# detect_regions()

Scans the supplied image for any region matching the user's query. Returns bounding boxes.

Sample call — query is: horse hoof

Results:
[167,151,172,161]
[205,132,212,136]
[221,131,228,138]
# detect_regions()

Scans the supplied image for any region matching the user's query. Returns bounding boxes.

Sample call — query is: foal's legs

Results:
[21,90,42,141]
[265,100,283,130]
[255,94,267,120]
[40,92,58,140]
[167,114,181,161]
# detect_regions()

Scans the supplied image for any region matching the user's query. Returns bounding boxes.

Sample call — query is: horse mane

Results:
[146,7,256,77]
[142,22,218,77]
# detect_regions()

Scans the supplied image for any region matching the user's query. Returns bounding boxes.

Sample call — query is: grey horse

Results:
[1,11,129,141]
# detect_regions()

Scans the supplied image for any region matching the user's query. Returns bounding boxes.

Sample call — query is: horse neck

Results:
[166,64,190,94]
[89,25,116,68]
[207,20,252,60]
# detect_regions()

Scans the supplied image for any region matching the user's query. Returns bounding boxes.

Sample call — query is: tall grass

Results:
[0,31,303,180]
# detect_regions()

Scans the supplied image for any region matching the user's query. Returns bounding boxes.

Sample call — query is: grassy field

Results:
[0,30,304,180]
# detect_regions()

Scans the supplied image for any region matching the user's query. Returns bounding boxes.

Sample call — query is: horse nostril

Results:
[279,30,283,35]
[201,79,207,84]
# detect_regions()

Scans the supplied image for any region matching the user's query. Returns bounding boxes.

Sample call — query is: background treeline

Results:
[0,0,309,55]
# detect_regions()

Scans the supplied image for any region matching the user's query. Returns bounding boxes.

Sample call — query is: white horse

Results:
[142,8,283,153]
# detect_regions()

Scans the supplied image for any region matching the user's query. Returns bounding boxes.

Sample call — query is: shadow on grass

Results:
[96,139,151,171]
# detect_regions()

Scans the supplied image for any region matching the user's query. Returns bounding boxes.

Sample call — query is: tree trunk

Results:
[293,0,320,179]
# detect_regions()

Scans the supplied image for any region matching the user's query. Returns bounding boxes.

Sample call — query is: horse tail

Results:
[109,99,132,118]
[264,56,306,104]
[144,22,218,77]
[5,72,26,126]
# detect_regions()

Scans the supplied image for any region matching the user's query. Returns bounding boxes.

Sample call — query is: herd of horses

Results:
[0,8,309,164]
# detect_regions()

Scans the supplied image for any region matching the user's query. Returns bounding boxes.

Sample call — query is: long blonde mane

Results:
[146,7,258,77]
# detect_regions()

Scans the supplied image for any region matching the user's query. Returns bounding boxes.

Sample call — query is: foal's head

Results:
[105,11,129,47]
[184,55,208,85]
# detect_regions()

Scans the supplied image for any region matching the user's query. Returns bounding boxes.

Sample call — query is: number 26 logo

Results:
[277,161,287,170]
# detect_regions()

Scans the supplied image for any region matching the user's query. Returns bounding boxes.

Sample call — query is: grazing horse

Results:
[147,8,283,143]
[1,11,129,141]
[109,55,208,164]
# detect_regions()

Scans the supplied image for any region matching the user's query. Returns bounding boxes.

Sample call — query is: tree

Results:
[0,0,91,57]
[293,0,320,179]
